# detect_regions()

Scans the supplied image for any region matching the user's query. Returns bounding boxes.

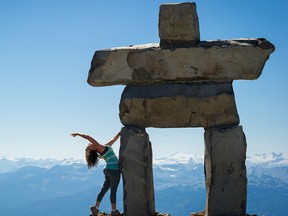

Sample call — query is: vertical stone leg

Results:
[119,126,155,216]
[204,125,247,216]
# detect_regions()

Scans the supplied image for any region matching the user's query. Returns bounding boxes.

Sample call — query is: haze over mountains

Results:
[0,153,287,216]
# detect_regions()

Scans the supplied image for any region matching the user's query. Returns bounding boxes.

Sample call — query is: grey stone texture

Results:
[119,126,155,216]
[120,82,239,128]
[87,39,275,87]
[204,125,247,216]
[158,2,200,47]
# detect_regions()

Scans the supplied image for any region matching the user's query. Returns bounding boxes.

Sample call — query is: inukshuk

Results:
[87,2,274,216]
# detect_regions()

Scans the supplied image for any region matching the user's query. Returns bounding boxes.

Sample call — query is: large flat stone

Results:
[88,39,274,86]
[119,82,239,128]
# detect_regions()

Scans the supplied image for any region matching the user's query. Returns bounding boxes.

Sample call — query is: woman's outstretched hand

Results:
[70,133,79,137]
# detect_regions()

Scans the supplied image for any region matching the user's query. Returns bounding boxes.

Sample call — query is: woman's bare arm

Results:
[105,132,121,146]
[71,132,105,152]
[71,133,98,143]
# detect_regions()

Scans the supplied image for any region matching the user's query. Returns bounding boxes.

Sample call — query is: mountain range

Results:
[0,152,287,216]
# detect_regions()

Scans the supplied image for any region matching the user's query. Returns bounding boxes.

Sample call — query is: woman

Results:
[71,131,121,216]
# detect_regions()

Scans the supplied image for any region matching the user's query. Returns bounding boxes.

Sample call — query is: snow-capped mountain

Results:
[153,153,204,165]
[246,152,288,167]
[246,153,288,187]
[0,152,287,216]
[2,152,287,172]
[0,156,84,173]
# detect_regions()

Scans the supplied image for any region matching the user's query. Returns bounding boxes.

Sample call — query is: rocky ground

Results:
[191,211,257,216]
[94,211,257,216]
[93,212,170,216]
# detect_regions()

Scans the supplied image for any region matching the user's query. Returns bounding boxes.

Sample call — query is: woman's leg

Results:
[105,169,121,210]
[96,170,111,207]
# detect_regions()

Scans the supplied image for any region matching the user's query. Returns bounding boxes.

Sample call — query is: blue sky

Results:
[0,0,287,159]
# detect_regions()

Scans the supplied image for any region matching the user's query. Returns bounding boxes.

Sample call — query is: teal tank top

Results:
[100,146,119,170]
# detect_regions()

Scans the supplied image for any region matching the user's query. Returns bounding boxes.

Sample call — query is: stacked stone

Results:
[87,2,274,216]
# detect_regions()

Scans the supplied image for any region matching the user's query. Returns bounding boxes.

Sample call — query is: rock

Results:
[93,212,123,216]
[154,212,171,216]
[86,1,275,215]
[159,2,200,47]
[191,210,205,216]
[204,125,247,215]
[119,126,155,216]
[120,82,239,128]
[88,39,274,87]
[191,212,257,216]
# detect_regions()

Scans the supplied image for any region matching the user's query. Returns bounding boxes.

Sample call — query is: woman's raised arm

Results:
[71,132,105,152]
[105,132,121,146]
[71,132,99,144]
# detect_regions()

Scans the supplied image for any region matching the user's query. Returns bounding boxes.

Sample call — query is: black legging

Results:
[96,169,120,204]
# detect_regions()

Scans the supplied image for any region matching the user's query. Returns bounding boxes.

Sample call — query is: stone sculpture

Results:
[87,2,274,216]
